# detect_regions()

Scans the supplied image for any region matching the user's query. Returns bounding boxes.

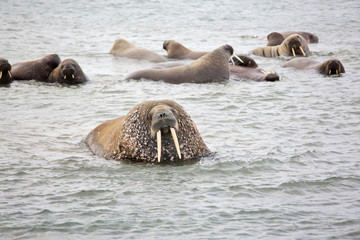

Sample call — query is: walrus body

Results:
[110,38,167,63]
[266,31,319,46]
[282,57,345,75]
[47,59,89,84]
[11,54,61,81]
[85,100,210,163]
[253,34,310,58]
[125,45,233,84]
[0,58,13,84]
[163,40,208,60]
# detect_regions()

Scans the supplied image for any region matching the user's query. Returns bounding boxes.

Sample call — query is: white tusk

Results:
[260,69,268,76]
[299,46,306,56]
[170,127,181,159]
[8,70,12,78]
[0,71,2,79]
[230,57,235,65]
[64,75,66,79]
[157,131,161,162]
[269,68,273,73]
[336,69,339,75]
[72,74,75,79]
[232,54,244,63]
[292,47,296,57]
[329,70,331,75]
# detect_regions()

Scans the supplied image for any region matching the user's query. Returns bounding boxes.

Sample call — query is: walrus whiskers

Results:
[232,54,244,63]
[170,127,181,159]
[299,46,306,56]
[260,69,268,76]
[157,130,161,162]
[292,47,296,57]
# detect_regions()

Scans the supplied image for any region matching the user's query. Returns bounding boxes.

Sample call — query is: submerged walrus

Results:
[47,59,89,84]
[253,34,310,58]
[0,58,13,84]
[267,31,319,46]
[85,100,210,162]
[282,57,345,75]
[163,40,208,60]
[11,54,61,81]
[229,55,279,82]
[125,44,233,84]
[110,38,167,62]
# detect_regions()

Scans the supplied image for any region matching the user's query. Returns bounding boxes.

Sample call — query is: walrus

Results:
[267,31,319,46]
[85,100,210,163]
[229,55,279,82]
[0,58,13,84]
[11,54,61,81]
[110,38,167,63]
[282,57,345,75]
[253,34,310,58]
[281,31,318,43]
[125,44,233,84]
[47,59,89,84]
[163,40,208,60]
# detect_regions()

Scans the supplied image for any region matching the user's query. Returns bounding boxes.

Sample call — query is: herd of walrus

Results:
[0,31,346,163]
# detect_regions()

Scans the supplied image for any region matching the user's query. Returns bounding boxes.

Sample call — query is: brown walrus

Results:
[47,59,89,84]
[0,58,13,85]
[11,54,61,81]
[163,40,208,60]
[110,38,167,63]
[229,55,279,82]
[282,57,345,75]
[253,34,310,58]
[267,31,319,46]
[125,44,233,84]
[85,100,210,163]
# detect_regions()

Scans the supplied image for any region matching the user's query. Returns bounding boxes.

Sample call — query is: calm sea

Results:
[1,0,360,239]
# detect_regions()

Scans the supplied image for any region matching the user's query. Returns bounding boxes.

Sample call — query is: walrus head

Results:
[319,59,345,75]
[118,100,210,162]
[56,59,87,84]
[267,32,285,46]
[0,58,13,84]
[300,32,319,43]
[282,34,310,57]
[229,55,258,68]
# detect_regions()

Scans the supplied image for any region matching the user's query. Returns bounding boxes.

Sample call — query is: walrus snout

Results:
[229,55,258,68]
[265,73,280,82]
[151,109,178,137]
[0,58,13,84]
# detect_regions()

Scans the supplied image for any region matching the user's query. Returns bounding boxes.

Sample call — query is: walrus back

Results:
[85,116,125,159]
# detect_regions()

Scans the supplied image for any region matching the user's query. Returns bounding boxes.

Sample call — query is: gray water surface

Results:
[1,0,360,239]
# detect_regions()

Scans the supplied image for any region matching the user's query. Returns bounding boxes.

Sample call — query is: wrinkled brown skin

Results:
[253,34,311,58]
[282,57,345,75]
[85,100,210,163]
[47,59,89,84]
[110,38,167,63]
[163,40,208,60]
[11,54,61,81]
[125,45,233,84]
[0,58,13,85]
[267,31,319,46]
